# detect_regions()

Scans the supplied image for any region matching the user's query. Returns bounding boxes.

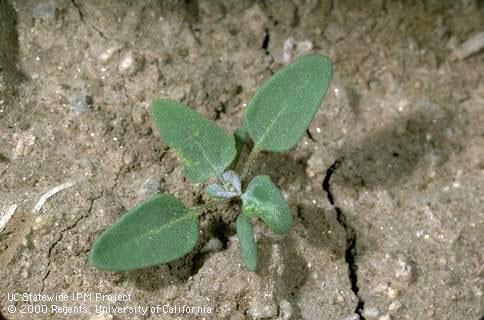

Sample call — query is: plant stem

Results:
[240,146,260,184]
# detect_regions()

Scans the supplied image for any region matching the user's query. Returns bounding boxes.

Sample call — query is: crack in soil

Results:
[71,0,107,39]
[261,27,276,75]
[323,159,366,319]
[306,128,315,142]
[262,28,270,51]
[41,193,102,292]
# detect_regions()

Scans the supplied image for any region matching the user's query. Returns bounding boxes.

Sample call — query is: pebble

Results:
[32,215,47,231]
[373,282,389,294]
[69,95,91,113]
[387,287,398,300]
[279,300,292,320]
[344,315,360,320]
[335,293,345,304]
[201,238,223,253]
[98,43,123,65]
[282,37,313,64]
[13,131,36,158]
[306,153,325,177]
[388,300,402,311]
[131,106,146,125]
[363,306,379,318]
[138,177,160,199]
[118,50,144,76]
[33,2,56,20]
[248,298,277,319]
[395,256,414,284]
[378,315,391,320]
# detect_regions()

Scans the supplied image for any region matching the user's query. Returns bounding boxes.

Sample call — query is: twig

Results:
[0,204,18,233]
[33,181,74,214]
[453,31,484,60]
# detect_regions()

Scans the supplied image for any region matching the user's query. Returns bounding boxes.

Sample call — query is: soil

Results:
[1,1,483,320]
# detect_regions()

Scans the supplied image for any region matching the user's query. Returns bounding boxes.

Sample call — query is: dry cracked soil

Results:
[0,1,483,319]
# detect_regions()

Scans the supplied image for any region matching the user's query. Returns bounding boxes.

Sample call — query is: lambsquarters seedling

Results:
[90,54,333,272]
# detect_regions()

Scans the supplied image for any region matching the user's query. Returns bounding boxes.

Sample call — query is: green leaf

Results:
[90,194,198,271]
[244,54,333,152]
[231,120,248,169]
[151,99,236,183]
[241,175,292,234]
[236,213,257,272]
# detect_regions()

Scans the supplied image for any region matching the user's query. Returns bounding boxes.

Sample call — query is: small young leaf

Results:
[244,54,333,152]
[151,99,236,183]
[236,213,257,272]
[222,170,242,194]
[241,175,292,234]
[89,194,198,271]
[206,183,239,199]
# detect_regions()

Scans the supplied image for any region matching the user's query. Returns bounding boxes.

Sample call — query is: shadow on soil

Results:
[257,233,308,319]
[253,151,346,316]
[334,108,459,189]
[0,0,23,88]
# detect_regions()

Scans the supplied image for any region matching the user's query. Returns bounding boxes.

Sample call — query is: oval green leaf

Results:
[244,54,333,152]
[241,175,292,234]
[151,99,236,183]
[236,213,257,272]
[90,194,198,271]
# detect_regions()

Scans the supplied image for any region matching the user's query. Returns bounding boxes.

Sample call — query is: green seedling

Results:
[90,54,333,272]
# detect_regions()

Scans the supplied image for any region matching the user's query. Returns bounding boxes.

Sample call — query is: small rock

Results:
[335,294,345,304]
[373,282,389,294]
[201,238,223,253]
[279,300,292,320]
[131,106,147,125]
[395,256,414,284]
[378,315,391,320]
[13,131,36,159]
[98,43,123,65]
[33,2,56,20]
[69,95,91,113]
[363,306,379,318]
[387,287,398,300]
[32,215,46,231]
[282,37,313,64]
[306,152,326,178]
[248,298,278,319]
[388,300,402,311]
[118,50,144,76]
[138,177,160,199]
